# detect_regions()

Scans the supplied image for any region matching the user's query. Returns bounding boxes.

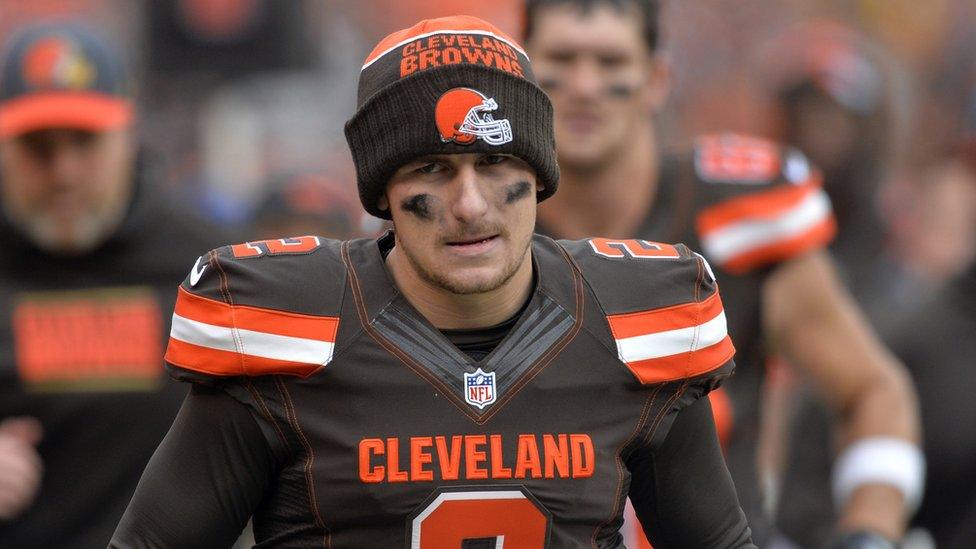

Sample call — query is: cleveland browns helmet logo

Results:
[22,37,95,90]
[434,87,513,146]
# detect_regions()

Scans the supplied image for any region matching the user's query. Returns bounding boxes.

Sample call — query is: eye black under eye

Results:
[544,51,575,64]
[401,194,433,220]
[599,55,627,68]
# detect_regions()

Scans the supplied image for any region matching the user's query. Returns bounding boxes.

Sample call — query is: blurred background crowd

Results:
[3,0,974,299]
[1,0,975,547]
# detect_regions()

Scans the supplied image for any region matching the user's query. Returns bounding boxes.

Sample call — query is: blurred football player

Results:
[523,1,922,547]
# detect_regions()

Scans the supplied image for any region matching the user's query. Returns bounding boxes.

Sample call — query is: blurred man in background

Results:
[778,111,976,548]
[523,0,922,546]
[759,21,899,290]
[0,23,229,547]
[883,157,976,548]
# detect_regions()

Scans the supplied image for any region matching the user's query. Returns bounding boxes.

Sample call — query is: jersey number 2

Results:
[230,236,322,258]
[409,488,551,548]
[588,238,680,259]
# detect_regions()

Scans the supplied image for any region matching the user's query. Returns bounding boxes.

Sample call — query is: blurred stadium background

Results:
[3,0,973,251]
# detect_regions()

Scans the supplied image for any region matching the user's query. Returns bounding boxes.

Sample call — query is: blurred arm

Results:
[109,384,281,548]
[763,249,921,539]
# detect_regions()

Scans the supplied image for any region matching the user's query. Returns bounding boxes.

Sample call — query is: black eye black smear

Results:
[401,194,433,220]
[505,181,533,204]
[538,78,561,91]
[606,83,636,97]
[538,77,634,97]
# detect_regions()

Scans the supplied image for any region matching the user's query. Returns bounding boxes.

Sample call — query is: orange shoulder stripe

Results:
[166,338,322,378]
[607,291,723,340]
[719,215,836,274]
[696,175,823,235]
[174,287,338,343]
[624,336,735,385]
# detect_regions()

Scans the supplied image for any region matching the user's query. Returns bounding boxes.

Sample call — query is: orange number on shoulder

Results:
[695,134,780,183]
[230,236,322,258]
[410,488,550,548]
[588,238,680,259]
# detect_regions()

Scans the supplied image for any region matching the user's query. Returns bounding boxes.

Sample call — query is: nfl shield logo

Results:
[463,368,497,410]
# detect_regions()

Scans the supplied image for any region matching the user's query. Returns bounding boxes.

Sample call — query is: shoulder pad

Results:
[692,133,837,273]
[561,238,735,385]
[165,236,345,380]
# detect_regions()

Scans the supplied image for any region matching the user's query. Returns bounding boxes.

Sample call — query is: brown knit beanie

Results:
[345,16,559,219]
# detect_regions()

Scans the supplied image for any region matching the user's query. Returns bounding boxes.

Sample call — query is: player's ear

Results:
[377,195,390,212]
[643,52,671,114]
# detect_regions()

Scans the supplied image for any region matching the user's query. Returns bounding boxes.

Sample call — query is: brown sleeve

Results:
[109,384,284,548]
[627,396,756,548]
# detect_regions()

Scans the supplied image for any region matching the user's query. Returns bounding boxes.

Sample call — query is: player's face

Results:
[526,3,668,169]
[383,153,539,295]
[0,128,135,254]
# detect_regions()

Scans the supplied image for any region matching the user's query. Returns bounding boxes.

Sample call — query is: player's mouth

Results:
[561,111,602,133]
[445,234,500,255]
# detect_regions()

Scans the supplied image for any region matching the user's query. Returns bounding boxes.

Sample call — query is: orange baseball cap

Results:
[0,23,133,139]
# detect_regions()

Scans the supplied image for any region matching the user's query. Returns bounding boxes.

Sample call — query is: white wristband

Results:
[831,437,925,513]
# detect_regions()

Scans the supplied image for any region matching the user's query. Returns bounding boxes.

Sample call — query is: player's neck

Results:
[386,246,535,330]
[538,128,659,240]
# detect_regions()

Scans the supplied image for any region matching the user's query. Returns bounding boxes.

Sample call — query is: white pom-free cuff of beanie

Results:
[831,437,925,513]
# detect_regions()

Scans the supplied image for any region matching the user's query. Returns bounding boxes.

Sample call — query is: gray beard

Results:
[3,201,126,255]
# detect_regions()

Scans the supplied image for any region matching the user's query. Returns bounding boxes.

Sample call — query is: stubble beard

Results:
[400,233,533,296]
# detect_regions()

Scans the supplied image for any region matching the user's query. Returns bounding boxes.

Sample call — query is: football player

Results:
[111,16,755,547]
[523,1,922,547]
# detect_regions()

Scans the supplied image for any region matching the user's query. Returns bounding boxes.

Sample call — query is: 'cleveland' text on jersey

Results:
[162,233,738,547]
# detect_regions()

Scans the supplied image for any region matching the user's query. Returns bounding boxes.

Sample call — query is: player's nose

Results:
[564,58,603,99]
[449,165,490,223]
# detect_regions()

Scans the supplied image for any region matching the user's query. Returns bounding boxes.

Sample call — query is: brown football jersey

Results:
[157,231,743,547]
[539,133,837,544]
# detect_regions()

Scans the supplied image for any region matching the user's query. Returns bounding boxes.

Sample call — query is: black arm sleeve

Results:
[109,384,283,549]
[627,396,755,548]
